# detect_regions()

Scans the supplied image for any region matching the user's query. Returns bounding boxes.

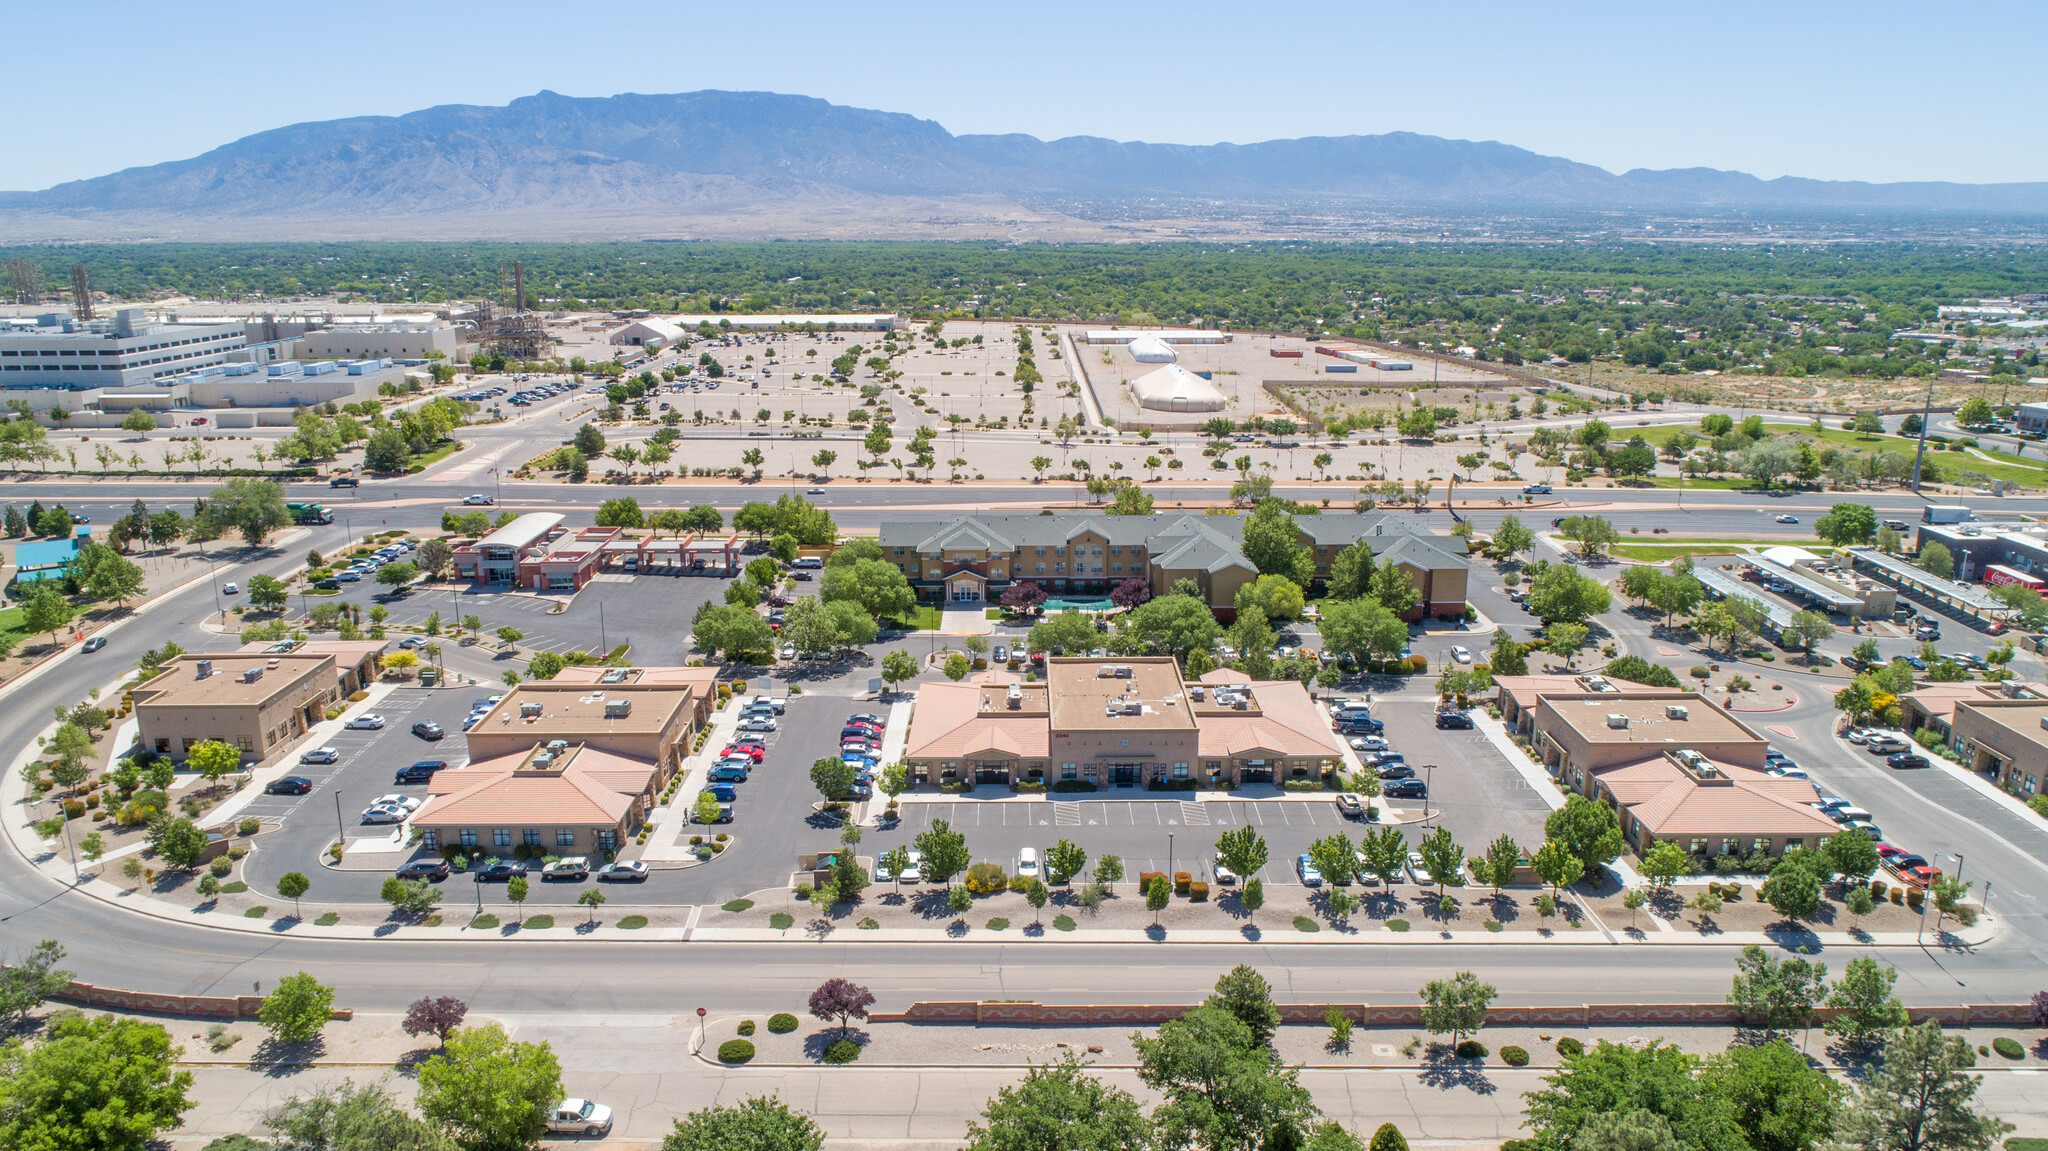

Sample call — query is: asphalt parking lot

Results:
[871,700,1554,887]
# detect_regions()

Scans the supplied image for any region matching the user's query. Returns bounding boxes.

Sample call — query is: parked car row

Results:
[1326,698,1428,800]
[833,709,886,800]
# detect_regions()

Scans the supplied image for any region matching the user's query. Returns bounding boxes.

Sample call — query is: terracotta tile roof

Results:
[415,745,654,827]
[1593,754,1840,839]
[903,682,1051,760]
[1196,679,1346,760]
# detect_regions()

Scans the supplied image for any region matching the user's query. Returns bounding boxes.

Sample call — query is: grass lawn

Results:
[403,439,466,474]
[1609,537,1829,562]
[894,605,944,631]
[1630,422,2047,487]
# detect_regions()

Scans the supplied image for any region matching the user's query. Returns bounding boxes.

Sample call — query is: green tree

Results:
[1492,516,1535,563]
[1785,611,1835,660]
[0,1013,194,1151]
[1544,796,1625,884]
[380,876,441,916]
[277,871,311,918]
[913,819,971,885]
[1825,957,1908,1054]
[1127,594,1223,659]
[0,939,72,1026]
[1418,970,1495,1046]
[1918,542,1955,580]
[665,1094,825,1151]
[1727,944,1826,1038]
[246,573,289,611]
[1206,964,1282,1049]
[1814,502,1878,546]
[594,497,643,528]
[1235,573,1306,621]
[1045,838,1088,885]
[1822,829,1881,882]
[1416,826,1464,894]
[1472,834,1520,895]
[1133,1005,1321,1151]
[1532,838,1579,895]
[259,971,337,1044]
[1831,1022,2011,1151]
[203,478,291,547]
[820,558,917,622]
[1761,852,1825,921]
[147,815,209,870]
[262,1078,458,1151]
[1214,826,1269,884]
[1241,500,1314,586]
[1697,1039,1843,1151]
[1525,563,1613,624]
[961,1054,1151,1151]
[880,648,919,695]
[1640,841,1692,889]
[415,1022,564,1151]
[1521,1039,1740,1151]
[1307,831,1357,887]
[1358,825,1407,887]
[20,583,74,645]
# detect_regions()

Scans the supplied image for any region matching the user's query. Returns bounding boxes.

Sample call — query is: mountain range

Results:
[3,89,2044,242]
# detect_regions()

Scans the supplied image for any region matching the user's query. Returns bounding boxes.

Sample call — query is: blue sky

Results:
[5,0,2043,191]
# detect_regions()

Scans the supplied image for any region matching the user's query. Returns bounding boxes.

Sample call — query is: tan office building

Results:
[133,653,342,761]
[902,657,1344,788]
[1948,696,2048,801]
[464,672,707,773]
[415,742,657,857]
[1511,681,1840,861]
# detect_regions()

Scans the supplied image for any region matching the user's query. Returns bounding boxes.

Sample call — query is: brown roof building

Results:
[464,670,711,769]
[1947,696,2048,802]
[1512,683,1839,862]
[902,656,1343,788]
[133,653,343,761]
[414,742,658,857]
[236,638,390,694]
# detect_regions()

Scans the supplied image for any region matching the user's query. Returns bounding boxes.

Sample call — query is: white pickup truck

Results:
[745,695,787,715]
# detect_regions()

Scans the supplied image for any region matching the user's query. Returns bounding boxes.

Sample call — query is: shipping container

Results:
[1268,349,1304,358]
[1983,564,2043,591]
[1372,360,1414,371]
[1313,345,1343,357]
[1922,505,1971,524]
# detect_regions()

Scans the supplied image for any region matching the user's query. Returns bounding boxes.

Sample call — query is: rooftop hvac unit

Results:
[1096,665,1116,678]
[266,659,280,669]
[1116,665,1133,678]
[1123,700,1143,715]
[604,699,632,718]
[601,668,630,684]
[1606,713,1629,729]
[196,659,213,678]
[1190,686,1206,701]
[546,739,569,753]
[1006,684,1023,710]
[520,702,543,718]
[1665,705,1689,720]
[1233,696,1249,710]
[530,752,554,770]
[240,667,263,683]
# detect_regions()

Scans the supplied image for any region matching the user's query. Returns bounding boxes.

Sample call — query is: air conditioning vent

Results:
[1665,705,1689,720]
[1606,713,1628,729]
[196,659,213,678]
[604,699,632,718]
[520,702,543,718]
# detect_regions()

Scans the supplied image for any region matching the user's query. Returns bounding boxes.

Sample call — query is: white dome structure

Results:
[1128,335,1177,363]
[1129,364,1226,413]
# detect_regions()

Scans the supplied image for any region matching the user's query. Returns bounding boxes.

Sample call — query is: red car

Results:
[1891,863,1940,889]
[721,743,766,762]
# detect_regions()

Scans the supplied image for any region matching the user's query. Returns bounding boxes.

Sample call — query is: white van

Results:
[791,556,824,569]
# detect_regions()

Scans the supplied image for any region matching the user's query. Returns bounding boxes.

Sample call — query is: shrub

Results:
[738,1019,756,1036]
[964,862,1008,895]
[769,912,795,929]
[1188,880,1209,902]
[617,915,647,929]
[1456,1039,1488,1059]
[722,898,754,912]
[208,856,234,878]
[1139,871,1166,894]
[1556,1037,1584,1057]
[238,817,262,836]
[1007,874,1034,893]
[1501,1045,1530,1066]
[768,1013,800,1034]
[1173,871,1191,895]
[986,917,1010,931]
[1294,915,1321,932]
[1906,888,1924,910]
[1993,1036,2025,1059]
[1689,666,1711,680]
[823,1038,861,1064]
[1370,1124,1410,1151]
[1387,919,1411,932]
[1053,914,1077,931]
[717,1038,756,1063]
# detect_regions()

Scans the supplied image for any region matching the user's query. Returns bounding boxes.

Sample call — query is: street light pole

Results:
[334,791,345,858]
[1167,832,1174,889]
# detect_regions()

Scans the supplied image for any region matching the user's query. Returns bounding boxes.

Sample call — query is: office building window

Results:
[1055,562,1066,573]
[557,828,576,847]
[423,830,440,849]
[1172,762,1189,779]
[597,830,618,851]
[1061,763,1078,779]
[1035,563,1045,574]
[493,828,512,847]
[460,829,478,847]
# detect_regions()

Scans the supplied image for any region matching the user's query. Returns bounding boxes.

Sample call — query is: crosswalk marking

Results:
[1054,802,1081,826]
[1179,801,1211,827]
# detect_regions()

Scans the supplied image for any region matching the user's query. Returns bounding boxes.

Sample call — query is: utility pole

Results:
[1910,381,1935,496]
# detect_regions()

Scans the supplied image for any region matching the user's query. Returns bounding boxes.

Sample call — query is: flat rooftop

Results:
[472,682,692,735]
[1541,692,1757,747]
[137,654,332,707]
[1044,657,1195,731]
[1953,698,2048,749]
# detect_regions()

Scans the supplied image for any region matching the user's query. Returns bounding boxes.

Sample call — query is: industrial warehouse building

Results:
[877,511,1470,618]
[901,658,1345,788]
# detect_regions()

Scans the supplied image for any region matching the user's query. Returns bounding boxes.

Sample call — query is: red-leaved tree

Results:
[401,995,468,1046]
[808,978,876,1038]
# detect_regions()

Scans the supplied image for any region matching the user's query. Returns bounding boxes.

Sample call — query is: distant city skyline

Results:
[4,0,2043,193]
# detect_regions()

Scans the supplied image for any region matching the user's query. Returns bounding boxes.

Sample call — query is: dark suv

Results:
[1435,711,1475,730]
[395,760,448,784]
